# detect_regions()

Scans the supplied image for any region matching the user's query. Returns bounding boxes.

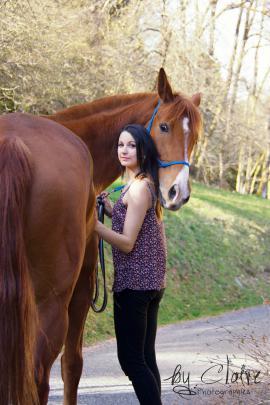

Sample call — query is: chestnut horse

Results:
[0,116,96,405]
[0,69,201,405]
[50,69,201,209]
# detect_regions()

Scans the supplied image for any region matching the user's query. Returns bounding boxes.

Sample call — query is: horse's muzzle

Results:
[163,184,190,210]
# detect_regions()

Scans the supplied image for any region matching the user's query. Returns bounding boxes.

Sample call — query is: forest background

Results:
[1,0,270,194]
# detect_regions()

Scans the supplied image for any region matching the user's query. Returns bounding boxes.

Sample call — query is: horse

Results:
[0,115,96,405]
[50,68,202,209]
[0,68,202,405]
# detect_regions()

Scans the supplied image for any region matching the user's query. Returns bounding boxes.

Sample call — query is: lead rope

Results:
[91,185,124,313]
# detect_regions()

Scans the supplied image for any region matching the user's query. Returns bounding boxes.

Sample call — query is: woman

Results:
[94,123,167,405]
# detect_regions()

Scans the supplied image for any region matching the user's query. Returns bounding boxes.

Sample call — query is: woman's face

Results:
[118,131,139,171]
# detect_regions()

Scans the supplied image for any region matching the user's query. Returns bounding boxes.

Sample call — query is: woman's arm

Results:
[95,180,151,254]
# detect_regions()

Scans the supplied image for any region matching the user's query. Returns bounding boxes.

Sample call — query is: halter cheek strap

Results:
[146,100,161,134]
[146,100,190,169]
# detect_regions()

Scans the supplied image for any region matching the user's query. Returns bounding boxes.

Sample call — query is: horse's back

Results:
[0,113,95,298]
[0,112,91,173]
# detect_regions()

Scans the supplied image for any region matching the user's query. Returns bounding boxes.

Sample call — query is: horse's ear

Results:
[191,93,201,107]
[158,68,174,103]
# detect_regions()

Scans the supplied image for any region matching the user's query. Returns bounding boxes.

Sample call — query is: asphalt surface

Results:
[49,305,270,405]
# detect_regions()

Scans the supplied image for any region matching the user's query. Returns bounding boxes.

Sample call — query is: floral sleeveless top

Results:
[112,181,167,292]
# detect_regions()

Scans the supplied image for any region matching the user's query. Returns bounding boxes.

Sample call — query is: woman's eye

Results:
[118,143,136,147]
[159,123,169,132]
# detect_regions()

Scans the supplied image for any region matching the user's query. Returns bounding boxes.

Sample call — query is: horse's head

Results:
[149,68,202,211]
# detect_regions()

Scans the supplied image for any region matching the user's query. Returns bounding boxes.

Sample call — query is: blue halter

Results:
[146,100,190,168]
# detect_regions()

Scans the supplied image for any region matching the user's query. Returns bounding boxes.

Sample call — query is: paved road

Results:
[49,305,270,405]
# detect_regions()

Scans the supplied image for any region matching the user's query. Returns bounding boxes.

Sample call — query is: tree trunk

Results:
[195,137,209,180]
[250,152,265,195]
[260,152,270,198]
[209,0,218,57]
[179,0,188,45]
[236,144,245,193]
[218,5,244,185]
[244,145,252,193]
[262,113,270,199]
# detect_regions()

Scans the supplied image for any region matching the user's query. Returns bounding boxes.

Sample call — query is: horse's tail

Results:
[0,136,39,405]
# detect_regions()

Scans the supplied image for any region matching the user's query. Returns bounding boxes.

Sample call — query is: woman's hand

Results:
[97,191,113,218]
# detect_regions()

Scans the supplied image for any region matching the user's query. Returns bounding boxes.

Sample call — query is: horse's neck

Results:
[49,93,158,193]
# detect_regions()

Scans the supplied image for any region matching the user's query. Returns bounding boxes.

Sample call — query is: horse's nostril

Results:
[168,185,177,200]
[183,196,190,204]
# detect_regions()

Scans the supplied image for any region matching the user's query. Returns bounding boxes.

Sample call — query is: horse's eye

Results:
[159,123,169,133]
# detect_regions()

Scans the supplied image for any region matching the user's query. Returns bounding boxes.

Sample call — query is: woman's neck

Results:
[124,169,154,186]
[125,167,141,183]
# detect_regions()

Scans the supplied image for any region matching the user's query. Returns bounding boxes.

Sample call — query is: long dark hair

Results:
[118,124,163,219]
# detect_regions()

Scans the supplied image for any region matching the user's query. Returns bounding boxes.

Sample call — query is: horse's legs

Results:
[61,235,98,405]
[35,295,71,405]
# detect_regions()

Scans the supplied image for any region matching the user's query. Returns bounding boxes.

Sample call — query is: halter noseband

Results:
[146,100,190,168]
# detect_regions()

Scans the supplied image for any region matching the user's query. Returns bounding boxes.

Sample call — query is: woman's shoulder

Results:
[128,178,156,207]
[129,177,155,197]
[127,178,148,198]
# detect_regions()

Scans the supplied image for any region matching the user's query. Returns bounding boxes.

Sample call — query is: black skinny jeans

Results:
[113,288,165,405]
